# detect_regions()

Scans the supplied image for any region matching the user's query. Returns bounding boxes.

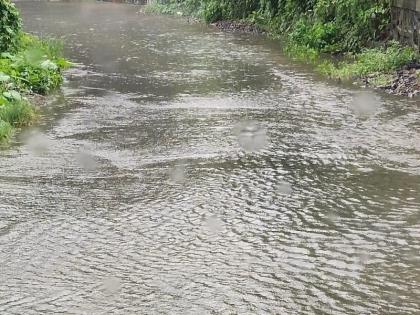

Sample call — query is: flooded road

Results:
[1,1,420,313]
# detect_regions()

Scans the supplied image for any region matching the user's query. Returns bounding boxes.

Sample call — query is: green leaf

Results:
[5,26,14,34]
[0,72,10,82]
[0,96,7,106]
[40,60,58,71]
[56,57,72,69]
[23,48,45,65]
[0,52,14,59]
[3,90,22,101]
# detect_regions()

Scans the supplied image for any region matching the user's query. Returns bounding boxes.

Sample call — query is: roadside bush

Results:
[0,0,22,52]
[289,19,339,52]
[202,1,224,22]
[0,119,12,139]
[150,0,391,54]
[318,41,417,79]
[0,3,70,142]
[0,98,33,126]
[0,35,70,94]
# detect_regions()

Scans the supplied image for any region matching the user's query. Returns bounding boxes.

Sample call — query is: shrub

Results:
[203,1,224,22]
[149,0,391,54]
[0,2,70,142]
[0,119,12,139]
[0,98,33,127]
[318,41,417,79]
[0,35,70,94]
[0,0,22,52]
[289,19,339,52]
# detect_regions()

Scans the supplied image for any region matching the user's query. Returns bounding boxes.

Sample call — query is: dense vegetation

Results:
[149,0,390,52]
[0,0,21,52]
[0,0,69,141]
[148,0,417,82]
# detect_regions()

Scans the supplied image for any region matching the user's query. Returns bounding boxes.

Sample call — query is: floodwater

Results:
[1,1,420,314]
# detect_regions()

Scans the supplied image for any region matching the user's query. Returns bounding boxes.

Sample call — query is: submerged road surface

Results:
[1,1,420,314]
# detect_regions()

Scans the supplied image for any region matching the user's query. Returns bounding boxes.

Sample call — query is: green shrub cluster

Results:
[0,0,70,141]
[149,0,390,53]
[1,35,69,94]
[0,0,21,52]
[285,0,390,53]
[318,41,416,79]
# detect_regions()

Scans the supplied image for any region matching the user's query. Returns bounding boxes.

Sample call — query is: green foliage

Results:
[149,0,259,22]
[150,0,391,53]
[318,41,416,79]
[144,3,179,15]
[146,0,204,17]
[0,119,12,139]
[269,0,390,53]
[288,19,339,52]
[315,0,390,52]
[202,1,223,22]
[0,99,33,127]
[0,34,69,141]
[0,3,70,142]
[283,42,320,63]
[0,0,22,52]
[0,34,70,94]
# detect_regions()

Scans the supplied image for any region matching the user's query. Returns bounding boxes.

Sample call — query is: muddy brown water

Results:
[1,1,420,314]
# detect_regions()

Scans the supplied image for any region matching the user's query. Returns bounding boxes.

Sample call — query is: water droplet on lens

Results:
[25,131,51,156]
[169,164,186,184]
[358,252,370,265]
[407,248,419,263]
[350,91,381,117]
[76,150,97,171]
[102,276,121,296]
[204,215,224,233]
[277,181,292,195]
[234,121,268,152]
[326,212,338,223]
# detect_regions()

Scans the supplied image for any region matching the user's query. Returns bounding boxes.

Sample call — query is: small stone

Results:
[408,90,420,98]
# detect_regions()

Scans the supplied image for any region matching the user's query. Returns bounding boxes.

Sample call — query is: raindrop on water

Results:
[234,121,268,152]
[350,91,381,117]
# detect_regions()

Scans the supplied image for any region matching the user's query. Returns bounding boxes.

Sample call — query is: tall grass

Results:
[0,100,34,127]
[0,34,69,142]
[318,41,417,79]
[0,120,12,140]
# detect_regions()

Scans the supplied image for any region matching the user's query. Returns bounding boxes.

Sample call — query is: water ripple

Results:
[1,1,419,314]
